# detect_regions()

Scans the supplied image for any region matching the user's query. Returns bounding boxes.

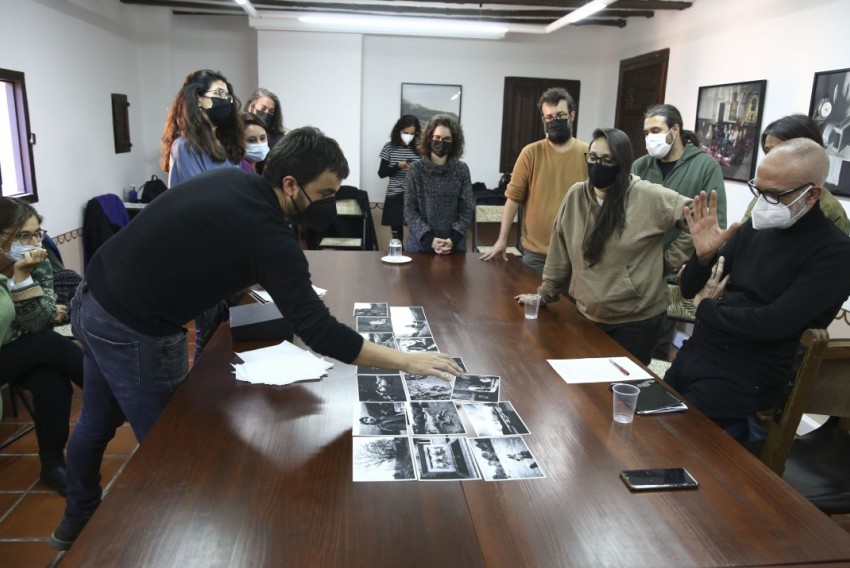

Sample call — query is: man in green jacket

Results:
[632,103,727,360]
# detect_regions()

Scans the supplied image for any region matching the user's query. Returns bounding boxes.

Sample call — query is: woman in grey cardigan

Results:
[404,115,474,254]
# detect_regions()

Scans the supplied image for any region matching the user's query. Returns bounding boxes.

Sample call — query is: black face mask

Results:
[431,140,452,158]
[205,97,233,127]
[545,118,572,145]
[290,182,337,232]
[588,163,620,190]
[254,110,272,127]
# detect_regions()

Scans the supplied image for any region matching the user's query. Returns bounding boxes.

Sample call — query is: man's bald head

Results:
[759,138,830,188]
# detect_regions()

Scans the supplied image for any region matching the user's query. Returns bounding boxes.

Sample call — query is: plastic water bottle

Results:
[128,185,138,203]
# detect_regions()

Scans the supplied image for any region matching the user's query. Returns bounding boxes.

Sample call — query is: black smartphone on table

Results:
[620,468,699,491]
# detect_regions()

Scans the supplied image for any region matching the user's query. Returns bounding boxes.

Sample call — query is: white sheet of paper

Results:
[547,357,651,384]
[233,340,333,386]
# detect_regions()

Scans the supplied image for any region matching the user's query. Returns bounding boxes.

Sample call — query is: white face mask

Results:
[645,129,674,159]
[751,187,812,230]
[4,241,41,262]
[245,142,269,163]
[400,133,415,146]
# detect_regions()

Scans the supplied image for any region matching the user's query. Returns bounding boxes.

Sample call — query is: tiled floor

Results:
[0,385,140,567]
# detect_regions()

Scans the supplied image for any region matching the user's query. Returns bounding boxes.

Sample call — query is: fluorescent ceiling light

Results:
[235,0,258,18]
[297,13,509,39]
[545,0,616,33]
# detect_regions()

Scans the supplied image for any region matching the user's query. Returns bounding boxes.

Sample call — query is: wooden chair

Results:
[318,198,367,250]
[472,203,522,256]
[756,329,850,514]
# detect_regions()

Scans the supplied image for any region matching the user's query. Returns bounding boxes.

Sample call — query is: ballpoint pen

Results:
[608,359,630,376]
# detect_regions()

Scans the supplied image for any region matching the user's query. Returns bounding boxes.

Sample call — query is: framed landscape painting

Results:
[809,67,850,196]
[401,83,462,125]
[694,80,767,182]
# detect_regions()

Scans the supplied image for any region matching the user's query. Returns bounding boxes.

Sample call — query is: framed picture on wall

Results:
[809,67,850,197]
[694,80,767,182]
[401,83,462,126]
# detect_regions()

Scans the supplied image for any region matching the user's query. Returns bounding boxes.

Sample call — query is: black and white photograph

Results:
[353,302,389,317]
[390,306,427,322]
[401,83,462,125]
[357,374,407,402]
[359,331,396,349]
[357,364,398,375]
[397,337,439,353]
[452,374,501,402]
[453,357,467,373]
[461,402,530,436]
[411,437,480,481]
[809,67,850,196]
[356,316,394,333]
[354,402,409,436]
[408,401,466,436]
[392,319,432,338]
[694,80,767,182]
[402,373,454,401]
[468,437,544,481]
[352,436,416,482]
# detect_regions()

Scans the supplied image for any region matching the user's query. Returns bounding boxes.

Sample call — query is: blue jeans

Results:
[63,283,188,521]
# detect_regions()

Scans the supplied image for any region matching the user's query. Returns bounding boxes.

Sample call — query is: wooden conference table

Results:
[60,252,850,567]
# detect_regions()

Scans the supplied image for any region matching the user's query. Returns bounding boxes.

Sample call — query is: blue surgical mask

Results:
[245,142,270,163]
[4,241,41,262]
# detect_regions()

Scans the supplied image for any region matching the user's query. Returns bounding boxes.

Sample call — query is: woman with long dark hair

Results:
[0,198,83,495]
[160,69,245,188]
[379,115,421,242]
[518,128,694,364]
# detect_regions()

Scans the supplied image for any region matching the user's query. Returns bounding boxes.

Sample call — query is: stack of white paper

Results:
[249,286,327,305]
[547,357,652,384]
[232,340,333,386]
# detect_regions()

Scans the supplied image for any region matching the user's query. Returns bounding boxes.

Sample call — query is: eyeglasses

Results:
[204,88,233,102]
[585,153,617,167]
[0,228,46,244]
[747,179,814,204]
[431,136,452,143]
[542,112,570,123]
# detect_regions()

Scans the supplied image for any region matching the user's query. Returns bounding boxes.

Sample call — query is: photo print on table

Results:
[354,402,409,436]
[468,436,545,481]
[452,374,501,402]
[411,437,480,481]
[353,436,416,482]
[357,374,408,402]
[359,331,396,349]
[397,337,439,353]
[393,319,432,338]
[408,401,466,436]
[390,306,427,322]
[460,402,530,436]
[357,365,399,375]
[402,373,455,401]
[452,357,467,373]
[356,316,394,333]
[353,302,389,317]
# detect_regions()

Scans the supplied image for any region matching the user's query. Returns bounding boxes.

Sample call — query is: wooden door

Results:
[614,49,669,159]
[500,76,581,174]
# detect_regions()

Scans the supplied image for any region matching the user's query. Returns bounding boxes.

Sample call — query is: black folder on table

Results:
[633,379,688,415]
[229,302,294,342]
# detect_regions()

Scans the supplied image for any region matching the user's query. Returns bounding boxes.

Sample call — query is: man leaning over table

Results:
[49,127,462,551]
[665,138,850,442]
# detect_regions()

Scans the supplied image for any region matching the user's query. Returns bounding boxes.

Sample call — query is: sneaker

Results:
[49,517,89,551]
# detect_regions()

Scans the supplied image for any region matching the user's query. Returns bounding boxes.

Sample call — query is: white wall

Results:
[257,30,363,187]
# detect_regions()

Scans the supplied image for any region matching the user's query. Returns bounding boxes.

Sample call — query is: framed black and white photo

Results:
[401,83,462,125]
[694,80,767,182]
[809,67,850,196]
